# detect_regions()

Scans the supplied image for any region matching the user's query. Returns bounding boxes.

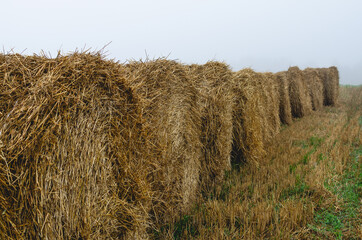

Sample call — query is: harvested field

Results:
[287,66,313,118]
[186,62,234,193]
[274,71,293,125]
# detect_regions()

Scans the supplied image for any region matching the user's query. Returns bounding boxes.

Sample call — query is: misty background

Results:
[1,0,361,85]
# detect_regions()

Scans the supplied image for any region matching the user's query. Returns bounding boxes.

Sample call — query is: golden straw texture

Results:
[287,67,313,118]
[124,59,202,223]
[187,62,234,193]
[0,52,153,239]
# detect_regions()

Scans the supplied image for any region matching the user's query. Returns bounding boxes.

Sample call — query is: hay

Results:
[231,69,265,165]
[124,59,202,220]
[287,67,313,118]
[186,62,234,193]
[0,50,337,238]
[303,68,324,111]
[316,67,339,106]
[274,72,293,125]
[0,139,14,239]
[0,52,153,239]
[262,72,281,138]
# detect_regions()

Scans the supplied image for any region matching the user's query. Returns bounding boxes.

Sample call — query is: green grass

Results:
[341,84,362,88]
[308,136,324,147]
[309,146,361,239]
[173,215,198,240]
[153,213,200,240]
[280,175,312,200]
[290,135,324,172]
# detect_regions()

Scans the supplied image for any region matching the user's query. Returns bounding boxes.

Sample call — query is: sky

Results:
[1,0,361,85]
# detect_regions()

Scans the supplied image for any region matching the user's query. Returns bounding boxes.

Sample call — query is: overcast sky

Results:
[1,0,361,85]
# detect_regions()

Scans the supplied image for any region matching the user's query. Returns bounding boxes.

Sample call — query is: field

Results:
[154,85,362,239]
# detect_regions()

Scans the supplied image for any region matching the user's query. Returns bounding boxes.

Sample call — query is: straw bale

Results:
[287,67,313,118]
[186,62,234,192]
[124,59,202,220]
[316,67,339,106]
[303,68,324,110]
[0,139,14,239]
[0,52,153,239]
[274,71,293,125]
[262,72,281,138]
[231,69,265,165]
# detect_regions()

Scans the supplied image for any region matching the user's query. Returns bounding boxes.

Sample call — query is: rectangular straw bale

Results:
[231,69,265,165]
[124,59,202,221]
[186,62,234,193]
[0,53,153,239]
[303,68,324,110]
[287,67,313,118]
[275,71,293,125]
[316,67,340,106]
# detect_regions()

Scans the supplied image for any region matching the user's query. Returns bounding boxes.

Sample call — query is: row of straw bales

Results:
[0,52,339,239]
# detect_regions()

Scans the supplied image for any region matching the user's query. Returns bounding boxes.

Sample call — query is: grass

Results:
[153,86,362,239]
[280,175,312,200]
[309,146,362,239]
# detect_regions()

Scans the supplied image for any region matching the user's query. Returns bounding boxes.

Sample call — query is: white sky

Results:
[1,0,361,85]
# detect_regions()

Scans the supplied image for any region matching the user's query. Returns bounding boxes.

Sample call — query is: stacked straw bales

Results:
[316,67,339,106]
[0,53,154,239]
[303,68,324,111]
[274,71,293,125]
[287,67,313,118]
[124,59,202,220]
[186,62,234,192]
[231,69,265,164]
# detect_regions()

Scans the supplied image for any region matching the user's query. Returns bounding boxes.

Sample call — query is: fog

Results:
[1,0,361,85]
